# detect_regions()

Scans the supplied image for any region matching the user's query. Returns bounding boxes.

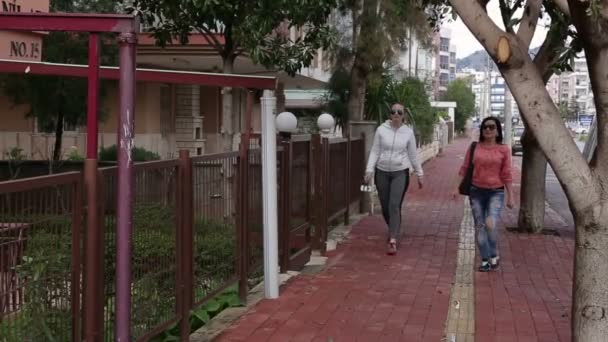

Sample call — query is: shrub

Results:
[65,147,84,161]
[7,221,74,341]
[99,145,161,162]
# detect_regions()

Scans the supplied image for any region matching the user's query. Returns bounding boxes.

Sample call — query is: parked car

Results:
[511,126,524,156]
[574,126,589,135]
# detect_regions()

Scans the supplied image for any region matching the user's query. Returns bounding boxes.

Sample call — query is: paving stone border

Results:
[444,198,476,342]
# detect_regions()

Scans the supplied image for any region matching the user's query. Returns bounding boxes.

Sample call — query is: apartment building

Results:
[435,28,457,100]
[546,55,595,117]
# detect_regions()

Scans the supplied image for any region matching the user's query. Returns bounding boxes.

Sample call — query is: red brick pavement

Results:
[474,163,575,342]
[214,139,472,342]
[214,138,577,342]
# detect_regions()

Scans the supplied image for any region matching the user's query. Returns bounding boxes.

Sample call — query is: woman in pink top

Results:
[453,116,514,272]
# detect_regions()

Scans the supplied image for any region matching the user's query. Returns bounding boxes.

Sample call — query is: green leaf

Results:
[205,300,221,313]
[227,294,243,307]
[507,18,521,29]
[192,308,211,324]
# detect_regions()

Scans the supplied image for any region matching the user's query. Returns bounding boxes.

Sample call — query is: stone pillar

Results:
[448,107,455,141]
[350,120,377,215]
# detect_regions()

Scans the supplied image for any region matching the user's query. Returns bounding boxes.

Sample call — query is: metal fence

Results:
[190,152,239,306]
[0,172,82,342]
[0,132,366,341]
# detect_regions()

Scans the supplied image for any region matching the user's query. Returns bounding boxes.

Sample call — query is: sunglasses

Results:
[391,109,404,115]
[482,124,497,131]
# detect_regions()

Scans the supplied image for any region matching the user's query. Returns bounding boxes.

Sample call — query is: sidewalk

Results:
[212,138,576,342]
[214,139,469,342]
[475,168,574,342]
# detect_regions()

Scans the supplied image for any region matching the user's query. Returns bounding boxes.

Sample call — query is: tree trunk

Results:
[516,14,566,235]
[221,56,235,151]
[346,0,376,122]
[347,59,366,121]
[448,2,606,341]
[568,10,608,337]
[517,124,547,233]
[53,111,64,162]
[572,200,608,342]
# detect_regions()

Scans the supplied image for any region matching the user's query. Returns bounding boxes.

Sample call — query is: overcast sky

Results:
[446,2,550,59]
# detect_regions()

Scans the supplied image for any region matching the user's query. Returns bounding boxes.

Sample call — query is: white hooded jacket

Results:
[365,121,423,177]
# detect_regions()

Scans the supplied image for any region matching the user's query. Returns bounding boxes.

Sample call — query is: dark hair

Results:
[479,116,503,144]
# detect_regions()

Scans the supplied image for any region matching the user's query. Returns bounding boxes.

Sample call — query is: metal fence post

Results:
[359,132,366,214]
[312,136,329,255]
[279,136,292,273]
[237,134,250,303]
[178,150,194,340]
[71,177,84,342]
[344,135,351,226]
[115,32,137,341]
[311,134,322,253]
[84,159,104,342]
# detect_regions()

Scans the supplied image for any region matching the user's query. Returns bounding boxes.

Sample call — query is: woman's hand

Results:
[451,188,459,200]
[417,176,424,189]
[364,172,373,184]
[506,194,514,209]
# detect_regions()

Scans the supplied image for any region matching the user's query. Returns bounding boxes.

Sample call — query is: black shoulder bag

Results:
[458,142,477,196]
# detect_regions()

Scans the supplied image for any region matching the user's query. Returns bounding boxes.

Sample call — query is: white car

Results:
[574,126,589,135]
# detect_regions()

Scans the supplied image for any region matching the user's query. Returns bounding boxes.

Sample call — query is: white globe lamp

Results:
[317,113,335,134]
[275,111,298,133]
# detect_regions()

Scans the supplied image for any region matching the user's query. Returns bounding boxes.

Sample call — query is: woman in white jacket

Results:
[364,103,424,254]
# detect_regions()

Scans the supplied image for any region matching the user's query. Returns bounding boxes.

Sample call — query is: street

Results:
[512,139,585,228]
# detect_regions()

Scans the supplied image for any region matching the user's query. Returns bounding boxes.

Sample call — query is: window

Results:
[440,38,449,52]
[35,118,77,134]
[195,127,202,139]
[439,73,449,87]
[440,56,449,70]
[196,147,202,156]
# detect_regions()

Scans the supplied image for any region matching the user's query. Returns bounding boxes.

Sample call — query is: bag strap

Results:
[468,142,477,168]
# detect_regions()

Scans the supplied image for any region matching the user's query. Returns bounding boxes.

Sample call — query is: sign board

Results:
[0,0,50,62]
[579,114,594,127]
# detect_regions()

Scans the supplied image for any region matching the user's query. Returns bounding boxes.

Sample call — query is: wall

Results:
[0,82,174,159]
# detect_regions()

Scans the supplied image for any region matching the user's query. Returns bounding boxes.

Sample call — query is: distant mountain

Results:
[456,46,541,71]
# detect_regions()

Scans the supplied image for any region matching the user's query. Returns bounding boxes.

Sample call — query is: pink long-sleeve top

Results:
[459,143,513,189]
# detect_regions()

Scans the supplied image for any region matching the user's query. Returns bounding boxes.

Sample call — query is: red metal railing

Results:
[190,152,239,306]
[312,135,366,253]
[0,172,83,342]
[0,132,366,341]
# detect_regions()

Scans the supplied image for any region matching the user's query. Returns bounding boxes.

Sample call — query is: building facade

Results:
[0,3,332,160]
[546,55,596,119]
[435,28,457,100]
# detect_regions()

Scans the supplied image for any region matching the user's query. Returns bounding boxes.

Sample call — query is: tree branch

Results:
[517,0,542,47]
[476,0,490,12]
[498,0,515,34]
[449,0,598,213]
[551,0,571,17]
[533,15,568,82]
[195,26,225,54]
[450,0,506,61]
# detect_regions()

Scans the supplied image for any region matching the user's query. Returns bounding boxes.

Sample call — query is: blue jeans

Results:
[469,186,505,261]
